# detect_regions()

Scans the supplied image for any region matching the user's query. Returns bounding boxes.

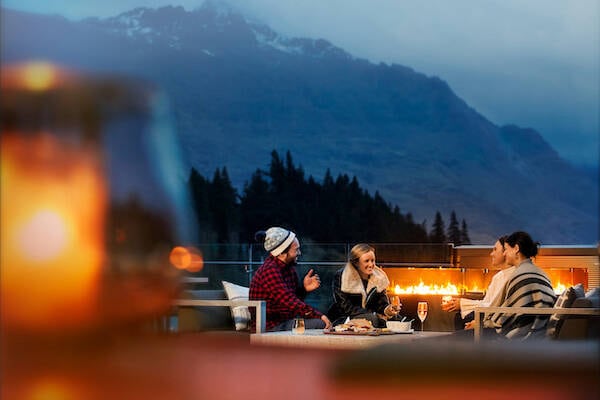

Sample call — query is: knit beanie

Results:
[264,227,296,256]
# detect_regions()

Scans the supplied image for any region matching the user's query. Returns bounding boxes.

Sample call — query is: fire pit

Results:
[376,244,597,331]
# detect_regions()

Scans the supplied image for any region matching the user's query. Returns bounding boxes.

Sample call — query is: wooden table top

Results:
[251,328,453,349]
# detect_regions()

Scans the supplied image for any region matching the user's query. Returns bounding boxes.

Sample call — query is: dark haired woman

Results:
[327,243,400,328]
[487,231,557,339]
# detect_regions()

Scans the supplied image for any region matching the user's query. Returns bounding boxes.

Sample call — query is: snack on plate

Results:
[333,318,375,333]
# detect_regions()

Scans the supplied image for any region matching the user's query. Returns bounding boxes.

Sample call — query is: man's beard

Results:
[285,255,298,266]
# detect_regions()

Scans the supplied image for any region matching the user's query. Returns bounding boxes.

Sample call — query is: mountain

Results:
[1,2,597,244]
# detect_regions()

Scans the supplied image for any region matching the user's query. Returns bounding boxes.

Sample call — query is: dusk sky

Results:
[3,0,598,167]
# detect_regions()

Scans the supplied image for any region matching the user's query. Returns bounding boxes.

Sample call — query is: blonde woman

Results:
[327,243,400,327]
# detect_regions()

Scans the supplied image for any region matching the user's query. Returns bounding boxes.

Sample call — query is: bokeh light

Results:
[22,61,58,91]
[169,246,191,270]
[169,246,204,272]
[17,210,68,262]
[28,377,82,400]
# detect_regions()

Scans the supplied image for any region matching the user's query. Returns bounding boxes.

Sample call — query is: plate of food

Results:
[325,318,381,336]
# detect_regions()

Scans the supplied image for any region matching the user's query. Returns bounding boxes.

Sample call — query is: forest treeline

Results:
[188,150,471,245]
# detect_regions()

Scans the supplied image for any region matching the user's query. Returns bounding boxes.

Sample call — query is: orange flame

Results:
[390,280,460,295]
[553,282,569,295]
[389,280,571,295]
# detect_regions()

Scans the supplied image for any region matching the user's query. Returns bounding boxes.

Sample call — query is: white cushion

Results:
[222,280,251,331]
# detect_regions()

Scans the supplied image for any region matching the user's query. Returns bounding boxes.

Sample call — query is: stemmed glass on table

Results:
[417,301,428,332]
[390,295,401,317]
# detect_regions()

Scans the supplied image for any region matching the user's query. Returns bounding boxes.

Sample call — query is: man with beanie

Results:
[249,227,332,332]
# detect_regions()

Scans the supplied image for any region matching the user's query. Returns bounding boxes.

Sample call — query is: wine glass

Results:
[390,295,401,319]
[417,301,428,332]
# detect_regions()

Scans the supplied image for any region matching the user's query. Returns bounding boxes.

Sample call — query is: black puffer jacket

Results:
[328,263,390,321]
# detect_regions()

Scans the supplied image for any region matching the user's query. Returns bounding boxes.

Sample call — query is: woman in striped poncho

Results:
[487,231,557,340]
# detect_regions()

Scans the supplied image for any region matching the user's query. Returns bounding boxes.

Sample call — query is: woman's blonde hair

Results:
[349,243,375,267]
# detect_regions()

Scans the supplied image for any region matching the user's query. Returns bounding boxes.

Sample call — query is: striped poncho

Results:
[487,259,557,340]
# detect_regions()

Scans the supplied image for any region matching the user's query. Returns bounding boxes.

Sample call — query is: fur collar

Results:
[340,263,390,307]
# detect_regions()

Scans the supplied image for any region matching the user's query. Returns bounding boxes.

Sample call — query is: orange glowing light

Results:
[469,284,483,293]
[390,280,460,295]
[169,246,204,272]
[389,280,568,296]
[170,246,191,270]
[0,132,106,331]
[17,210,68,261]
[186,248,204,273]
[553,282,569,295]
[22,61,58,91]
[1,61,69,91]
[28,378,84,400]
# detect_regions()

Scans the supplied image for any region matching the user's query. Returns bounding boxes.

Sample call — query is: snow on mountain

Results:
[82,1,353,60]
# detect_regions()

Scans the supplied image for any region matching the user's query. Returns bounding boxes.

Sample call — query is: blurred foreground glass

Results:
[0,62,197,338]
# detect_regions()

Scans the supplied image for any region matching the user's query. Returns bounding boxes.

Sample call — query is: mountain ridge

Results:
[1,4,597,244]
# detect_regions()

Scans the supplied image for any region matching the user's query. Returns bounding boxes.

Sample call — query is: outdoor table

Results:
[251,328,453,349]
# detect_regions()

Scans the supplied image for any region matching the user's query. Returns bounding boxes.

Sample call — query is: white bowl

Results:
[387,320,412,332]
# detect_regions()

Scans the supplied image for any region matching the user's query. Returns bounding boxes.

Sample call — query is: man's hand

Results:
[321,314,332,330]
[303,269,321,292]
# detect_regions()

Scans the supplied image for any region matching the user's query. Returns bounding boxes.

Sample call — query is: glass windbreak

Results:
[178,242,595,315]
[544,267,589,293]
[463,268,503,294]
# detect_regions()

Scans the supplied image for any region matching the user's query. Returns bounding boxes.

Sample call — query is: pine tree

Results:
[209,167,239,244]
[304,175,322,236]
[188,168,215,242]
[317,169,336,241]
[269,150,286,194]
[460,219,471,245]
[192,149,464,246]
[283,150,308,230]
[240,169,271,241]
[447,211,461,244]
[430,211,447,243]
[322,168,334,187]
